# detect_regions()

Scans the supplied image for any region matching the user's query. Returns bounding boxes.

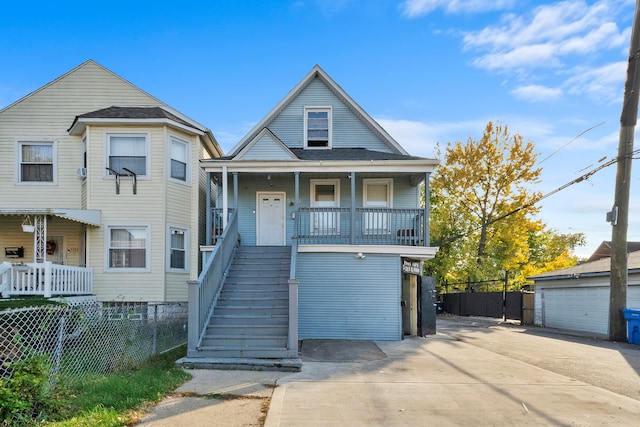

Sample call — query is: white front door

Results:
[257,192,286,246]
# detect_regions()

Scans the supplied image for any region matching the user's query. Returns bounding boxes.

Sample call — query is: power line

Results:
[537,121,606,165]
[442,148,640,243]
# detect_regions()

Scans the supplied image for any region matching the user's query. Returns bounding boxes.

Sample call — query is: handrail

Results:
[187,209,238,355]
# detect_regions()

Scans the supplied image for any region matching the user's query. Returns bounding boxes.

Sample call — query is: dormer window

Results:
[304,107,332,149]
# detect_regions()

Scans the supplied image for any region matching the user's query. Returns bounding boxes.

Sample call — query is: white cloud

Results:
[400,0,514,17]
[565,61,627,103]
[511,84,563,102]
[464,0,629,74]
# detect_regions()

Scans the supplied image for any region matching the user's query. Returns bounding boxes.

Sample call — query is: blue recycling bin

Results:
[623,308,640,345]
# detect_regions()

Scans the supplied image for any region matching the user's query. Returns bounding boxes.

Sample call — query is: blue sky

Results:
[1,0,638,258]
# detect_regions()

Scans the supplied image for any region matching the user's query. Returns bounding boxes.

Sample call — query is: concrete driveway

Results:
[265,317,640,426]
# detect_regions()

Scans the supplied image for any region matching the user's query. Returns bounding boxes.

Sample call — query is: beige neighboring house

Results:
[0,60,222,303]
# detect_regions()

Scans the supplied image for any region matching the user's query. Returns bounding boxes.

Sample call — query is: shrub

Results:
[0,355,56,426]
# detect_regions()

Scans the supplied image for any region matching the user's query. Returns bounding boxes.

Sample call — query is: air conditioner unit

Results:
[76,167,87,179]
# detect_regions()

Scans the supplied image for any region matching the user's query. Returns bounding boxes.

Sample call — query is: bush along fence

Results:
[0,301,187,384]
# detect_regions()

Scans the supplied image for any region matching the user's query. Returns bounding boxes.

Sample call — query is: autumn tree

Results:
[427,121,584,291]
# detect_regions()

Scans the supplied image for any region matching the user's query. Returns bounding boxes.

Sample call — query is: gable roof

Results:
[227,65,409,157]
[529,250,640,281]
[587,241,640,263]
[0,59,163,114]
[234,128,297,160]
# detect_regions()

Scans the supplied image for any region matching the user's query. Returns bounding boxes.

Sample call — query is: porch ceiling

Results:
[0,209,101,226]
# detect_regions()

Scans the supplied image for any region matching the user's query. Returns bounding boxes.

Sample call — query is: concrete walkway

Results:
[136,317,640,426]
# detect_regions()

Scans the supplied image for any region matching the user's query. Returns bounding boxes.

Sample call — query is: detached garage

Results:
[531,251,640,337]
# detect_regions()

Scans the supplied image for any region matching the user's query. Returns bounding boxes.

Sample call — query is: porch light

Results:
[355,252,366,259]
[21,215,35,233]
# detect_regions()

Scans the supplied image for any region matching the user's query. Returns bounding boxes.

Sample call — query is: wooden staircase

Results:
[178,246,301,371]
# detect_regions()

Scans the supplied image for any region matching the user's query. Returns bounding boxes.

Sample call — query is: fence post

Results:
[51,312,65,380]
[152,304,158,354]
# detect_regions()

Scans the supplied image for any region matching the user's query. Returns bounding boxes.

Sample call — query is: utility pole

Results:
[609,0,640,342]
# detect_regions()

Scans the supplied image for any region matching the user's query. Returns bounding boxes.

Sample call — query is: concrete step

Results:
[193,347,294,359]
[177,356,302,372]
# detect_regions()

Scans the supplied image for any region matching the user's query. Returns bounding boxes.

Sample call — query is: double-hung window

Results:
[107,134,148,176]
[107,226,148,270]
[304,107,332,149]
[19,141,55,183]
[168,227,188,271]
[170,137,189,182]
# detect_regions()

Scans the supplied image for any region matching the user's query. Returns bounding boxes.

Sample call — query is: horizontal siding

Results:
[297,252,401,340]
[0,61,161,210]
[240,134,294,160]
[269,79,392,152]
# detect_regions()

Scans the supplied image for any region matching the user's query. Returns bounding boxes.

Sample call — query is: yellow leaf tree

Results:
[427,121,584,291]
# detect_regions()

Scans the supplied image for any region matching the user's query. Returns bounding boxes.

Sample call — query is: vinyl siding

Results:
[268,79,392,152]
[239,134,294,160]
[297,252,401,340]
[0,61,162,210]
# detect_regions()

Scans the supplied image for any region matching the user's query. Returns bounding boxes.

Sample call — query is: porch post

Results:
[222,166,228,228]
[34,215,46,263]
[187,280,199,354]
[424,172,430,246]
[294,172,300,237]
[350,171,356,245]
[206,172,212,245]
[233,172,238,209]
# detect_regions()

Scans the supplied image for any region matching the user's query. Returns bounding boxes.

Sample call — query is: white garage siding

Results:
[296,252,401,340]
[541,287,610,336]
[534,276,640,336]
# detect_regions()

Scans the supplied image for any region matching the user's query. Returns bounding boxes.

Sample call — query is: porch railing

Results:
[296,207,425,246]
[6,262,93,298]
[188,209,238,355]
[211,208,236,245]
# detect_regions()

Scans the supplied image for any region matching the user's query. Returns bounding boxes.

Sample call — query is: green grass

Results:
[0,297,65,310]
[43,345,191,427]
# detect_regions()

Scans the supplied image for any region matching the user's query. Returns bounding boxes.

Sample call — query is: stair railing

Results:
[188,210,238,355]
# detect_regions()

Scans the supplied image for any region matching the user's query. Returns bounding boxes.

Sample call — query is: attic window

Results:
[304,107,331,149]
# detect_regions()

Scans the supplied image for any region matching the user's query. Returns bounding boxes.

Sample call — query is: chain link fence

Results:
[0,300,187,383]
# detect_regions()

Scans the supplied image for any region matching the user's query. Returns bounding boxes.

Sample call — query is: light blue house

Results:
[183,65,438,368]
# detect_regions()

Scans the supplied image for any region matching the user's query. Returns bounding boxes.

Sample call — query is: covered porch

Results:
[0,209,99,298]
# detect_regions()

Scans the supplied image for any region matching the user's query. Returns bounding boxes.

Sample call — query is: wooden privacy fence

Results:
[442,291,534,324]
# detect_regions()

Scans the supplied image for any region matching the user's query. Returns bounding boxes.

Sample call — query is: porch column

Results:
[424,172,430,246]
[350,171,356,245]
[222,166,228,228]
[294,172,300,238]
[34,215,46,263]
[233,172,238,209]
[206,172,212,245]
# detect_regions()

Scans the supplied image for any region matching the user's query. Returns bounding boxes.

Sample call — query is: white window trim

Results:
[168,135,191,185]
[363,178,393,235]
[363,178,393,208]
[304,106,332,150]
[104,132,150,179]
[16,139,57,185]
[167,225,190,273]
[105,224,151,272]
[310,179,341,235]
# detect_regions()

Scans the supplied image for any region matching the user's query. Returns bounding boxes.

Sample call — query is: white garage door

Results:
[542,287,609,336]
